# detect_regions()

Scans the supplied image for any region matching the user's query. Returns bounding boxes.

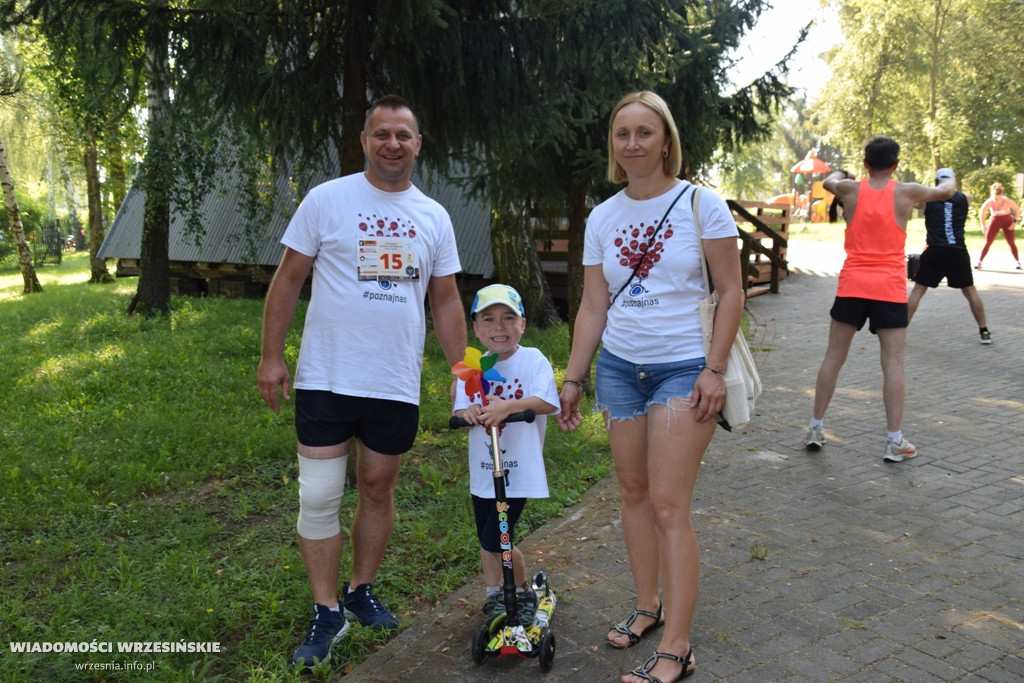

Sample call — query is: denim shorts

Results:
[594,349,705,420]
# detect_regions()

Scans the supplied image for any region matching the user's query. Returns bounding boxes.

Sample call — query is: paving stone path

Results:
[347,240,1024,682]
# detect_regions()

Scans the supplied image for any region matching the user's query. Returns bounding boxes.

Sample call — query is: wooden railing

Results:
[728,200,790,296]
[532,199,792,299]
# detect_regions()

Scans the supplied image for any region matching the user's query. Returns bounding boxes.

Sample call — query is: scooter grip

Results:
[448,409,535,429]
[449,415,470,429]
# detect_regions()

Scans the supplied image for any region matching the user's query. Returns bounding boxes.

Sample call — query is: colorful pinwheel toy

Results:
[451,347,506,405]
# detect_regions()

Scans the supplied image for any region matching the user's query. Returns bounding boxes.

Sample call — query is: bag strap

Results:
[692,186,733,432]
[691,186,712,296]
[611,183,692,305]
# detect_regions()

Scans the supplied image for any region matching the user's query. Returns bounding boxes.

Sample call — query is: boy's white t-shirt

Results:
[453,346,559,499]
[281,173,461,405]
[584,183,738,364]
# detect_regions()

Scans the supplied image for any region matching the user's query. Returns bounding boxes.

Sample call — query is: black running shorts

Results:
[295,389,418,455]
[913,247,974,289]
[472,495,527,553]
[830,296,908,333]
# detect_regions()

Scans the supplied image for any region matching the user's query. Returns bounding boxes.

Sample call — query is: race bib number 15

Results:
[357,239,419,281]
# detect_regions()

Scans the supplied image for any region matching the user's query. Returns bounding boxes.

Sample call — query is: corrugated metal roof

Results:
[414,169,494,279]
[99,159,495,277]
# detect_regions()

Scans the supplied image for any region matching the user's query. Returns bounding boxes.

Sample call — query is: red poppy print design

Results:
[615,217,674,283]
[491,377,525,436]
[357,212,417,239]
[492,377,525,401]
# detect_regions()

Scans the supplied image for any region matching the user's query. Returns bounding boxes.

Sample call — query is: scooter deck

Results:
[477,571,556,661]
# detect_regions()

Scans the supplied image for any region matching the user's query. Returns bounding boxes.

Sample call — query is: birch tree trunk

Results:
[0,135,42,294]
[55,142,84,248]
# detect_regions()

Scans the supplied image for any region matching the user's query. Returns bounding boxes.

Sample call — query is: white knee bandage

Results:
[296,454,347,540]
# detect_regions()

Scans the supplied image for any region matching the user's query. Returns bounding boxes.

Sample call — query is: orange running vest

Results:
[836,179,908,303]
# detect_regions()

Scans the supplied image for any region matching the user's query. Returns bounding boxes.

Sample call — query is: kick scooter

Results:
[449,409,556,671]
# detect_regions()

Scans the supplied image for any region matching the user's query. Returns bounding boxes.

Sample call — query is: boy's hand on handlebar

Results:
[476,395,516,427]
[454,405,484,426]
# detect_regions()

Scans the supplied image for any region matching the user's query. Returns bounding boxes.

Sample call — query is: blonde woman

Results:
[976,182,1021,269]
[557,91,743,683]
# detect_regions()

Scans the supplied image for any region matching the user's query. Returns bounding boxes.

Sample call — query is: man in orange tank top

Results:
[804,136,956,463]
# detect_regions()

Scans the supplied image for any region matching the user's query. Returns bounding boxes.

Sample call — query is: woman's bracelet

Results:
[563,379,585,390]
[703,366,726,377]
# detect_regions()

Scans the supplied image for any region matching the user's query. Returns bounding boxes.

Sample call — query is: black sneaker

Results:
[517,587,538,626]
[481,593,507,630]
[343,582,400,631]
[292,603,349,670]
[980,330,992,345]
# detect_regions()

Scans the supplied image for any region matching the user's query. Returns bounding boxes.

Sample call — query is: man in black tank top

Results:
[907,168,992,344]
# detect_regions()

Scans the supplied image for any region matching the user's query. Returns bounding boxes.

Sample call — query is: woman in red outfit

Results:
[976,182,1021,269]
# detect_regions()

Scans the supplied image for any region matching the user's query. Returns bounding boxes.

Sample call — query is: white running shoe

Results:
[805,425,825,451]
[883,438,917,462]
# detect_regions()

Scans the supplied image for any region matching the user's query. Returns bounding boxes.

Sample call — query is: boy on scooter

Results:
[452,284,559,628]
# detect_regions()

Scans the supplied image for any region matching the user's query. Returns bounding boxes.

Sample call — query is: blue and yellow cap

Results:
[471,284,525,318]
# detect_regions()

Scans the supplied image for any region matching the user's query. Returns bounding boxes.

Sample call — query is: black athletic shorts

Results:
[830,296,908,333]
[472,495,527,553]
[294,389,418,455]
[912,247,974,289]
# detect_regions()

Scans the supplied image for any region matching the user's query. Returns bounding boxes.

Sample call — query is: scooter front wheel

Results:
[472,625,489,665]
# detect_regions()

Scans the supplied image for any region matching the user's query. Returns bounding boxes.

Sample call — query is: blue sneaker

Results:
[343,582,400,631]
[292,603,349,670]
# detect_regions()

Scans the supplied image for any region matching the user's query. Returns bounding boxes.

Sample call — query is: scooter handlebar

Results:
[449,409,535,430]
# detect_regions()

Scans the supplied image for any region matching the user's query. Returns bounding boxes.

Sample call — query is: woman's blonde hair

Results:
[991,182,1004,195]
[606,91,683,184]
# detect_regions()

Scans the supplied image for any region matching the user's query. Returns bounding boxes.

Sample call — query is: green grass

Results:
[0,252,611,681]
[788,216,990,254]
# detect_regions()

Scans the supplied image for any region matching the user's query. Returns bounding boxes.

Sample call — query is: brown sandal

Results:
[606,601,664,649]
[627,648,695,682]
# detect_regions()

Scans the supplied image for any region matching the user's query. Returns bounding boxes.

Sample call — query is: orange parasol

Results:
[790,150,832,175]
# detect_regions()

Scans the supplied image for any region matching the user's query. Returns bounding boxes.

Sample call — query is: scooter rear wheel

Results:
[538,629,555,671]
[533,570,548,595]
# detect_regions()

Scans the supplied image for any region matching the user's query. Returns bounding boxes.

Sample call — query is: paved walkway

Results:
[347,240,1024,682]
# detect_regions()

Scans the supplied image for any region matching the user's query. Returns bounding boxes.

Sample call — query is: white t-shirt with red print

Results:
[282,172,461,405]
[584,182,738,364]
[454,346,559,499]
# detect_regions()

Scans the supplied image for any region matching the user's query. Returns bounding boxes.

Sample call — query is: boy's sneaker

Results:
[343,582,400,631]
[517,587,539,626]
[481,593,507,630]
[980,330,992,344]
[292,603,349,670]
[883,438,917,463]
[805,425,825,450]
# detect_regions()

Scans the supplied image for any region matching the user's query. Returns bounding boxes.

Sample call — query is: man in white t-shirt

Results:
[258,95,467,669]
